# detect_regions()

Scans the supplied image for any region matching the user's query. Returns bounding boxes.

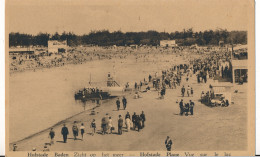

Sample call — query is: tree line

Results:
[9,29,247,47]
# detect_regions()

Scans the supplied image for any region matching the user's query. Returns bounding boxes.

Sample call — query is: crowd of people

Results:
[31,110,146,151]
[178,99,195,116]
[11,46,241,152]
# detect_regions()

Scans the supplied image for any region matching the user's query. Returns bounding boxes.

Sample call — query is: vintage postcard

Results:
[5,0,255,156]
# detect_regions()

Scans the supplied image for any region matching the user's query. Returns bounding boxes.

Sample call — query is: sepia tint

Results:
[5,0,255,156]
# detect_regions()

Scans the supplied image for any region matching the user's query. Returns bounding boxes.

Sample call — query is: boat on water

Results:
[74,73,124,101]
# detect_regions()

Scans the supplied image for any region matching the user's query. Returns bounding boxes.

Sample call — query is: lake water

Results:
[9,53,185,143]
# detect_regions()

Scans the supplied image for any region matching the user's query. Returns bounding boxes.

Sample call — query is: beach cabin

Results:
[231,45,248,84]
[48,40,67,54]
[160,40,177,48]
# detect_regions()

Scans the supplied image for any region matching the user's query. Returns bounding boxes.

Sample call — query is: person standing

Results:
[149,74,152,82]
[122,97,127,110]
[197,74,200,83]
[12,144,17,151]
[108,117,113,134]
[116,98,120,111]
[181,86,185,97]
[132,112,137,130]
[179,99,184,116]
[125,117,131,132]
[165,136,173,151]
[80,123,85,140]
[90,119,96,136]
[61,124,69,143]
[125,111,131,120]
[101,116,107,135]
[185,103,190,116]
[72,121,79,140]
[136,115,142,132]
[140,111,146,128]
[49,128,55,145]
[118,115,123,135]
[191,87,194,97]
[189,100,195,115]
[187,85,191,97]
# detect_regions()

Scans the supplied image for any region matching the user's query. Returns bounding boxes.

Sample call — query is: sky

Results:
[6,0,251,35]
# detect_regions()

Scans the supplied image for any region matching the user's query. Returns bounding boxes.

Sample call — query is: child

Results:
[72,121,79,140]
[49,128,55,145]
[90,119,96,136]
[80,123,85,140]
[13,144,17,151]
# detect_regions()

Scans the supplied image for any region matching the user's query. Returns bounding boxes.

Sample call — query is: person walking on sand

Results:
[165,136,173,151]
[116,98,120,111]
[49,128,55,145]
[132,112,137,130]
[189,100,195,115]
[122,96,127,110]
[140,111,146,128]
[187,85,191,97]
[136,115,142,132]
[118,115,123,135]
[108,117,113,134]
[90,119,96,136]
[80,123,85,140]
[13,144,17,151]
[125,111,131,120]
[185,103,190,116]
[61,124,69,143]
[101,116,107,135]
[181,86,185,97]
[125,117,131,132]
[191,87,194,97]
[72,121,79,140]
[179,99,184,116]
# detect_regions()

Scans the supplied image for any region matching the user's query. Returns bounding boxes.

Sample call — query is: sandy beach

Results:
[9,49,189,144]
[10,64,247,151]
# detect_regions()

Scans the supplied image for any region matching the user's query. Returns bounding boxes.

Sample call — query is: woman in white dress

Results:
[108,117,113,134]
[125,118,131,132]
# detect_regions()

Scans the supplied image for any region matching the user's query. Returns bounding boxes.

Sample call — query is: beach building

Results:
[9,47,34,55]
[130,44,138,49]
[48,40,67,54]
[231,45,248,84]
[160,40,177,47]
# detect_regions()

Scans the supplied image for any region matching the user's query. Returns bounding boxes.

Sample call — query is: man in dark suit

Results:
[189,100,195,115]
[125,112,131,120]
[136,115,142,132]
[118,115,123,135]
[179,99,184,116]
[181,86,185,97]
[185,103,190,116]
[132,112,137,130]
[140,111,146,128]
[61,124,69,143]
[122,97,127,110]
[116,98,120,111]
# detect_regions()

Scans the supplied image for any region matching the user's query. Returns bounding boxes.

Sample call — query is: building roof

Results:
[9,47,34,52]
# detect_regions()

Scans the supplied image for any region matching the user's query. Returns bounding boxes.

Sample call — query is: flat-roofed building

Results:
[231,45,248,84]
[9,47,34,55]
[160,40,177,47]
[48,40,67,53]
